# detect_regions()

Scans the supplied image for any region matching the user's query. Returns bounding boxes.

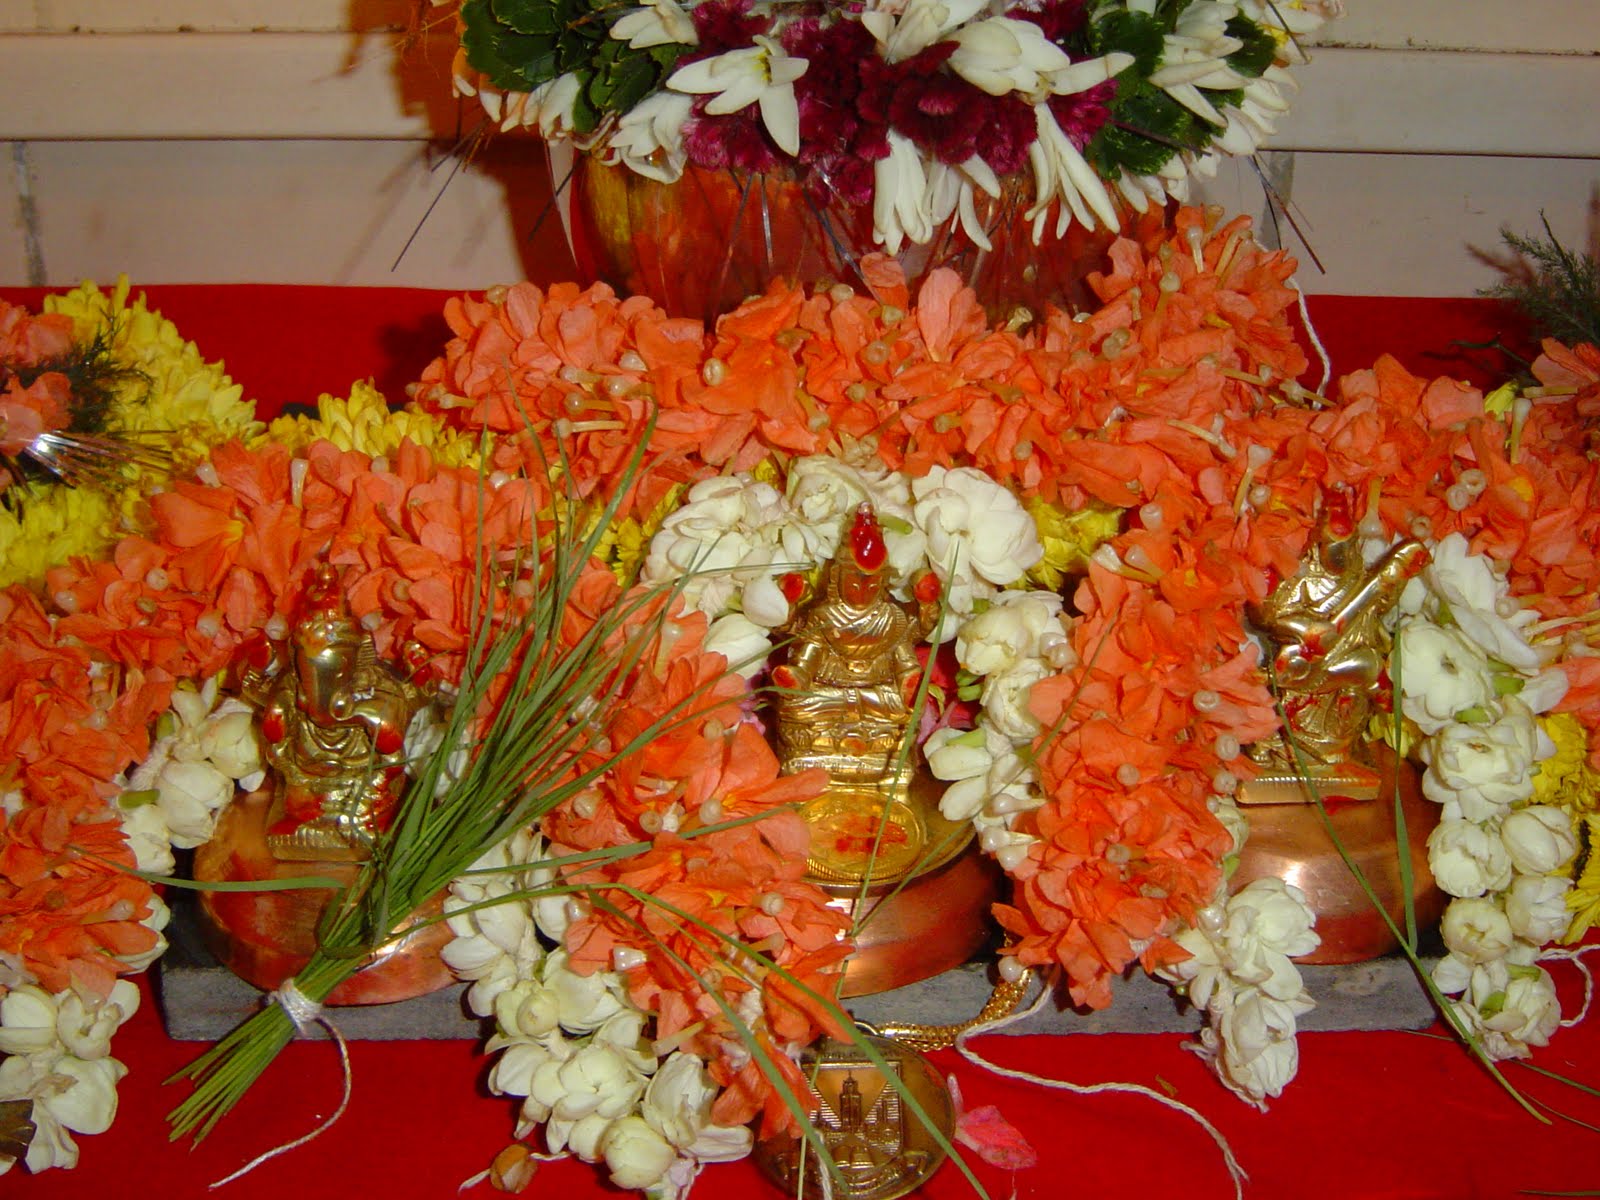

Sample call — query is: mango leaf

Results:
[0,1097,35,1163]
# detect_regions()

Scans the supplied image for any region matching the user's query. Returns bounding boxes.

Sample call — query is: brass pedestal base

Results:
[1232,746,1444,964]
[191,792,456,1005]
[829,845,1002,999]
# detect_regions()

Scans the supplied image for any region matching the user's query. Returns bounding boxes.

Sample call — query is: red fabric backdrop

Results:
[1,282,1595,1200]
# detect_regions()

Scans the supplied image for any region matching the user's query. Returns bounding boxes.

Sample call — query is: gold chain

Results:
[874,969,1034,1053]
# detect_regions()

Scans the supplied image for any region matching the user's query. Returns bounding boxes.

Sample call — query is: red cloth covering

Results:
[2,283,1596,1200]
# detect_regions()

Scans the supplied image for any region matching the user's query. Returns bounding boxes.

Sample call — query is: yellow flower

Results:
[1566,814,1600,942]
[2,278,259,588]
[0,482,118,588]
[750,457,783,489]
[1025,497,1122,590]
[270,381,481,468]
[1482,381,1519,417]
[45,276,262,464]
[608,485,686,584]
[1532,713,1600,814]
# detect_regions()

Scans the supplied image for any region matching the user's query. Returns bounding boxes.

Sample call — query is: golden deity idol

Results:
[771,506,997,995]
[772,506,971,886]
[1233,492,1444,961]
[195,564,453,1004]
[240,563,434,861]
[1242,496,1428,796]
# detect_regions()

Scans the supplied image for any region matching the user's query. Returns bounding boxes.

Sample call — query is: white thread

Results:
[1539,944,1600,1028]
[208,978,352,1189]
[954,971,1247,1200]
[1289,274,1332,397]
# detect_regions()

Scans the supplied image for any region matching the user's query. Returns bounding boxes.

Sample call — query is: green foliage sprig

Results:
[1485,214,1600,349]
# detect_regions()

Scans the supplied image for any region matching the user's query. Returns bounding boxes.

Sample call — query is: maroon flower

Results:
[977,94,1038,176]
[1049,78,1117,150]
[781,17,893,204]
[1013,0,1091,46]
[683,103,782,174]
[689,0,770,54]
[884,46,990,165]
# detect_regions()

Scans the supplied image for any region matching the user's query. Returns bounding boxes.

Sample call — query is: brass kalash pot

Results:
[769,506,1002,998]
[1230,499,1446,962]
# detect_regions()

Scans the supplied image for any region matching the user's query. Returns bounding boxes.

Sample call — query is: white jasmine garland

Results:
[441,827,553,1015]
[114,795,176,876]
[1414,533,1544,673]
[1205,987,1311,1107]
[978,659,1049,741]
[1395,621,1495,735]
[702,613,774,678]
[1439,896,1516,965]
[1503,874,1573,945]
[1157,876,1317,1108]
[602,1114,680,1190]
[1426,819,1513,899]
[0,981,140,1175]
[1420,705,1550,821]
[124,677,265,848]
[1499,805,1578,876]
[913,466,1042,586]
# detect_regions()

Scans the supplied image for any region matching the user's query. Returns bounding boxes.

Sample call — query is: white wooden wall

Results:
[2,1,1597,297]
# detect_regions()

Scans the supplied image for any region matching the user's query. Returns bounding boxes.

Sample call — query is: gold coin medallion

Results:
[753,1033,953,1200]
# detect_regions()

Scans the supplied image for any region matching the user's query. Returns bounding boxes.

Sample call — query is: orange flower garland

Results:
[411,210,1600,1019]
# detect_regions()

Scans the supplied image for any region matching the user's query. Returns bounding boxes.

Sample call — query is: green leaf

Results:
[570,77,601,134]
[460,0,562,91]
[118,787,159,809]
[1494,673,1527,696]
[1092,10,1166,76]
[1225,15,1278,78]
[1087,83,1196,179]
[491,0,562,36]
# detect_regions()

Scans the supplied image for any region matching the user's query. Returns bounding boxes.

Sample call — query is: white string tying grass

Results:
[953,973,1247,1200]
[208,978,351,1189]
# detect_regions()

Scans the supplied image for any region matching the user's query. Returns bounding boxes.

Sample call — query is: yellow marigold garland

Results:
[269,380,480,468]
[2,278,262,588]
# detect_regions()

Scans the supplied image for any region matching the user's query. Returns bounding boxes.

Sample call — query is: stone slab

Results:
[158,897,1440,1042]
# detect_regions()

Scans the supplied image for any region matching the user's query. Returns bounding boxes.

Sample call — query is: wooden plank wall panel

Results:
[1,6,1597,294]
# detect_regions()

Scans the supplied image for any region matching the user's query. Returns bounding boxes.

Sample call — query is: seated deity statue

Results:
[241,564,434,861]
[771,506,967,885]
